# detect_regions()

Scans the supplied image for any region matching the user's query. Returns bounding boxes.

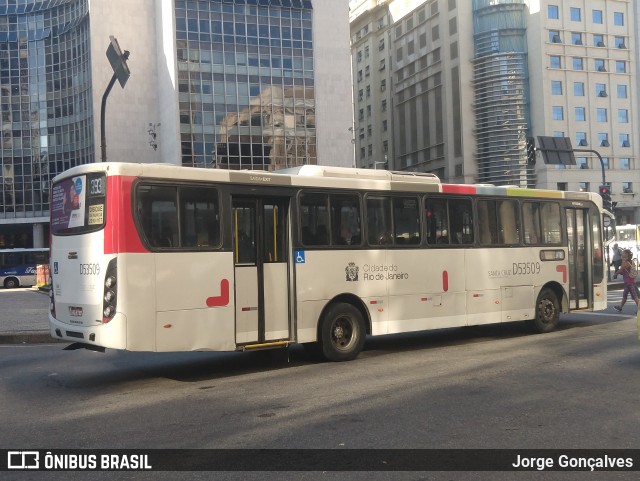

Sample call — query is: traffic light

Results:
[599,184,612,211]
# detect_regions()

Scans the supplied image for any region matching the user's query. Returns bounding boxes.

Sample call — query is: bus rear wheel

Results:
[4,277,19,289]
[320,302,366,362]
[532,288,560,333]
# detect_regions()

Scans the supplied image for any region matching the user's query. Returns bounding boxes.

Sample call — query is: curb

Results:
[0,332,65,345]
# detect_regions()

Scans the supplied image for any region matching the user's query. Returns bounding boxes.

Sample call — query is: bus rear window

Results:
[51,173,107,235]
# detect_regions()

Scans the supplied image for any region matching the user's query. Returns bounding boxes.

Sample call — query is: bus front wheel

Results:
[4,277,19,289]
[532,288,560,333]
[320,302,366,362]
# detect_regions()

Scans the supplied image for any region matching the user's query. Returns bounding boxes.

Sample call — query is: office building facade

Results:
[0,0,353,248]
[350,0,640,220]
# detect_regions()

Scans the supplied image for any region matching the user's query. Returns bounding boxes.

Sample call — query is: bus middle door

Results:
[232,197,290,346]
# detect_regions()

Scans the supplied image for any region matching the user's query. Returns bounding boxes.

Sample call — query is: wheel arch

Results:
[3,276,21,289]
[538,281,568,314]
[316,293,371,341]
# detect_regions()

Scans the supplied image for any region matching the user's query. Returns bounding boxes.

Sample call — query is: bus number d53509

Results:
[80,263,101,275]
[512,262,541,275]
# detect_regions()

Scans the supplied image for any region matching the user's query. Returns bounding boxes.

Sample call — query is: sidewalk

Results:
[0,287,60,345]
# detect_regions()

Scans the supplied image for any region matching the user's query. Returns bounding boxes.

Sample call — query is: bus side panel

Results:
[119,253,156,351]
[386,250,467,333]
[295,250,389,343]
[154,252,235,352]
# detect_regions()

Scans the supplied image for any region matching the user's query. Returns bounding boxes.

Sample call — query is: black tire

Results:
[319,302,366,362]
[4,277,19,289]
[532,288,560,333]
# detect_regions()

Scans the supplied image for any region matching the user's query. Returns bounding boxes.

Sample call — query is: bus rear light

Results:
[102,258,117,323]
[49,277,56,318]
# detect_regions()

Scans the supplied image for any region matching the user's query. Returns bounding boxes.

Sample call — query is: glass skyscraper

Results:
[0,0,352,249]
[175,0,317,170]
[1,0,93,247]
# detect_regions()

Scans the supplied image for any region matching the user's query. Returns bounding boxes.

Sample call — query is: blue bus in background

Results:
[0,248,49,288]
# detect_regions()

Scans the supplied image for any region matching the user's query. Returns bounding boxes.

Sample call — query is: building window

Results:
[576,132,588,146]
[550,56,561,68]
[573,57,584,70]
[579,182,589,192]
[548,5,559,19]
[379,38,385,51]
[572,32,582,45]
[614,12,624,26]
[615,37,626,49]
[358,89,363,101]
[381,99,387,111]
[596,108,607,122]
[616,61,626,73]
[379,59,385,70]
[595,83,607,97]
[366,86,371,98]
[593,34,604,47]
[595,59,606,72]
[617,85,628,99]
[574,82,585,96]
[575,107,586,121]
[576,157,589,169]
[549,30,561,43]
[620,158,631,170]
[552,106,564,120]
[366,105,371,117]
[396,47,402,62]
[551,80,562,95]
[592,10,603,24]
[382,120,388,132]
[432,25,439,41]
[598,133,609,147]
[602,158,610,169]
[620,134,630,147]
[618,109,629,123]
[380,79,386,91]
[623,183,633,194]
[358,109,364,121]
[557,183,568,191]
[570,8,581,21]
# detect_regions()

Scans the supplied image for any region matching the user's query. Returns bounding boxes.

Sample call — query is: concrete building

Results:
[0,0,353,249]
[350,0,640,221]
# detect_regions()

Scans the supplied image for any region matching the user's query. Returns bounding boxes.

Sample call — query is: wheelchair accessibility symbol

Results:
[295,250,305,264]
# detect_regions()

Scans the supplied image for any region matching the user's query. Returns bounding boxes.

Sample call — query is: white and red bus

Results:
[49,163,607,361]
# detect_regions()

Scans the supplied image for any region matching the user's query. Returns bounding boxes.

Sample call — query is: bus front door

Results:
[232,197,290,345]
[566,208,592,310]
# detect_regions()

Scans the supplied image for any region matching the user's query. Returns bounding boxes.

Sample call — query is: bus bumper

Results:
[49,312,127,350]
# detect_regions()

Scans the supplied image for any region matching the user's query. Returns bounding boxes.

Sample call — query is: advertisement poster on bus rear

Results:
[51,175,86,230]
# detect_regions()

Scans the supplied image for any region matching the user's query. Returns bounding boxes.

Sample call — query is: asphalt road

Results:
[1,291,640,480]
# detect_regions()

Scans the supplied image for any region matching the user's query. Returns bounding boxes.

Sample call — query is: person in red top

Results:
[614,249,639,311]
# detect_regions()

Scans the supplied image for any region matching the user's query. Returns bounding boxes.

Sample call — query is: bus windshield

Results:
[51,173,107,235]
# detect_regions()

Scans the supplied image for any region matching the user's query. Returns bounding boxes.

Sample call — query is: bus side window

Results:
[330,194,361,246]
[425,198,449,245]
[299,192,330,246]
[366,196,392,246]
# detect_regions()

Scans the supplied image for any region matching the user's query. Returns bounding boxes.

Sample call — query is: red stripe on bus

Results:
[104,176,149,254]
[442,271,449,292]
[441,184,476,194]
[556,264,567,283]
[206,279,230,307]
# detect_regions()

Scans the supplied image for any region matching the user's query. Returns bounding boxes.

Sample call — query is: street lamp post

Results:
[101,36,130,162]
